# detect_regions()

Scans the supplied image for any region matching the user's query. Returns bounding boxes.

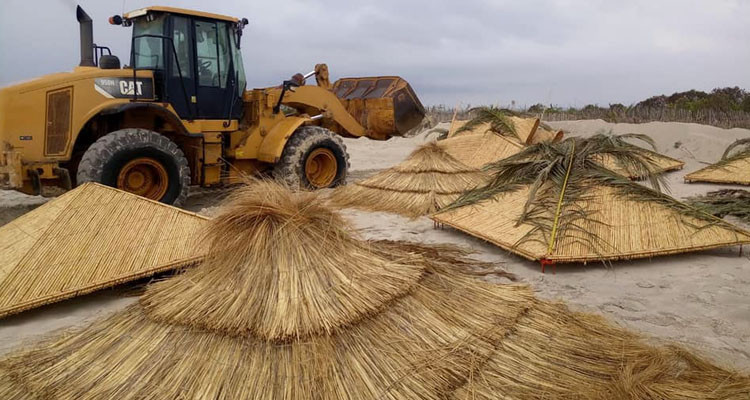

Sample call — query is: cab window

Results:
[195,21,220,86]
[230,29,247,96]
[171,16,192,78]
[132,14,166,69]
[216,22,231,89]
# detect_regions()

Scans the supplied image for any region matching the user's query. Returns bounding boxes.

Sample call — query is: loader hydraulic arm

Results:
[271,85,367,138]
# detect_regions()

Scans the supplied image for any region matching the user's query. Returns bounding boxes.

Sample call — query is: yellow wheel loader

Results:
[0,6,424,205]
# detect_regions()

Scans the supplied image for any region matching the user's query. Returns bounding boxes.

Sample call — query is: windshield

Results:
[131,14,166,69]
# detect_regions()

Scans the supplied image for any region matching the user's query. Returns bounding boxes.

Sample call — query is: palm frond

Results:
[455,106,518,139]
[721,138,750,160]
[686,189,750,224]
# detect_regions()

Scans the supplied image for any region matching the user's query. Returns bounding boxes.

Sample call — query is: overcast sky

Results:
[1,0,748,107]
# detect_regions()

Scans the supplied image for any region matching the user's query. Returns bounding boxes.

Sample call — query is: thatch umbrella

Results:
[433,135,750,266]
[0,182,207,318]
[329,142,489,217]
[685,138,750,185]
[439,132,524,170]
[455,299,750,399]
[0,180,534,399]
[447,107,564,145]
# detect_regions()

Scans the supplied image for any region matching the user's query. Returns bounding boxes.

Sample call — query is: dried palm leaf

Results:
[687,189,750,224]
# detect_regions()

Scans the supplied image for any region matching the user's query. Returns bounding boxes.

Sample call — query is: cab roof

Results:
[124,6,239,23]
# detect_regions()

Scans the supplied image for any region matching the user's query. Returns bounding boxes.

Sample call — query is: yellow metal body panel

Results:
[0,67,152,162]
[257,116,308,163]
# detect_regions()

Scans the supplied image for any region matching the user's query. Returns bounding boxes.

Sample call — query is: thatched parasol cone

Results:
[685,139,750,185]
[439,132,524,170]
[329,142,490,217]
[434,135,750,265]
[455,299,750,399]
[0,180,534,399]
[448,117,547,146]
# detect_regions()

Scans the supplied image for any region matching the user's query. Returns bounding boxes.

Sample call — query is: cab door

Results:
[194,20,235,119]
[165,15,196,119]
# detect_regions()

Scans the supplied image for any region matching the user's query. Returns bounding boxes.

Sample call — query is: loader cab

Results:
[123,7,248,120]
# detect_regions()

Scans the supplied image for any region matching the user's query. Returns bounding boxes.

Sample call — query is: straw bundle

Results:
[0,180,534,399]
[1,181,748,399]
[434,135,750,263]
[0,182,207,318]
[685,139,750,185]
[329,142,489,217]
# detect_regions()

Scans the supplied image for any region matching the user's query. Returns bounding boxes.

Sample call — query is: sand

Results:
[1,120,749,372]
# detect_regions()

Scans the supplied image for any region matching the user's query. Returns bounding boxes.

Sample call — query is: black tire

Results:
[272,126,349,189]
[76,128,191,205]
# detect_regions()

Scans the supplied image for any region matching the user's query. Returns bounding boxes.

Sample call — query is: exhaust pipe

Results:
[76,6,95,67]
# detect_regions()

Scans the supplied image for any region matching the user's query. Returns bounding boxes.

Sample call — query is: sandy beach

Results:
[1,119,749,372]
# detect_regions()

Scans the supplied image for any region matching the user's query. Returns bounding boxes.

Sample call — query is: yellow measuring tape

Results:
[547,140,576,255]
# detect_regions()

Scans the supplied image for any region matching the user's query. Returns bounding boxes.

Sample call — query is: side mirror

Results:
[235,18,249,49]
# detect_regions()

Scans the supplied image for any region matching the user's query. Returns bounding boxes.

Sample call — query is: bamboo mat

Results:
[433,185,750,263]
[685,157,750,185]
[0,183,208,318]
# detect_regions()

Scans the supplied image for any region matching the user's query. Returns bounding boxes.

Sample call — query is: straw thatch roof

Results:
[455,299,750,399]
[433,135,750,263]
[434,185,750,263]
[439,132,524,169]
[685,158,750,185]
[0,183,207,318]
[449,117,552,145]
[0,181,537,399]
[448,108,563,146]
[2,181,749,399]
[686,138,750,185]
[597,150,685,179]
[533,125,565,143]
[329,142,489,217]
[508,116,541,144]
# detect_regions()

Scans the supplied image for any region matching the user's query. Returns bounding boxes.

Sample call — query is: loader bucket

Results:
[332,76,425,140]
